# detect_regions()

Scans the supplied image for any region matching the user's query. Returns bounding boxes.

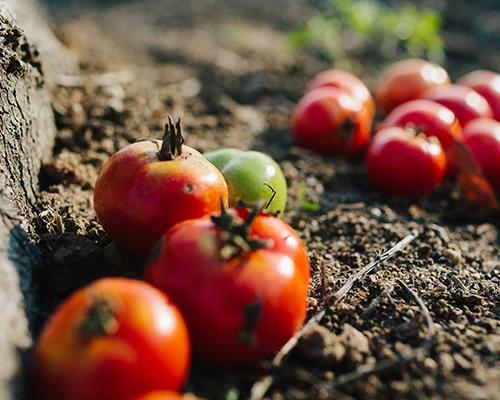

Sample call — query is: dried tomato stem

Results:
[158,116,184,161]
[78,296,118,338]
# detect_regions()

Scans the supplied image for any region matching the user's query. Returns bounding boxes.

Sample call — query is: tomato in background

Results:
[376,58,450,112]
[366,126,446,197]
[459,70,500,121]
[34,278,191,400]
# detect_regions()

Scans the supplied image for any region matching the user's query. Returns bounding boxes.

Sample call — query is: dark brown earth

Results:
[31,0,499,399]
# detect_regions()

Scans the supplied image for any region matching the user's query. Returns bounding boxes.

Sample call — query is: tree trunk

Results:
[0,1,75,398]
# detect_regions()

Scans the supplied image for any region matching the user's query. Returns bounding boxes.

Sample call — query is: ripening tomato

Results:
[376,58,450,112]
[205,148,287,216]
[381,99,462,173]
[94,118,228,255]
[366,126,446,197]
[459,70,500,121]
[34,278,191,400]
[145,206,310,366]
[130,392,200,400]
[422,85,493,127]
[292,87,372,157]
[462,118,500,194]
[306,69,375,118]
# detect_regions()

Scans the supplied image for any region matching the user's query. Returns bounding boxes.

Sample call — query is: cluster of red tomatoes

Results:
[33,120,310,399]
[293,58,500,198]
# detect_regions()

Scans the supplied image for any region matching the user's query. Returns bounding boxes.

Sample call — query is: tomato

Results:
[366,126,446,197]
[306,69,375,118]
[292,87,372,157]
[94,118,228,255]
[376,58,450,112]
[462,118,500,195]
[381,99,462,173]
[459,70,500,121]
[145,206,310,366]
[33,278,191,400]
[130,392,199,400]
[422,85,493,127]
[204,148,287,216]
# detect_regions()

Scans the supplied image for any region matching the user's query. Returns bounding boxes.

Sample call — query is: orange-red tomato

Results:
[146,207,310,366]
[307,69,375,117]
[34,278,191,400]
[376,58,450,112]
[459,70,500,121]
[94,120,228,255]
[292,87,372,157]
[366,126,447,197]
[130,392,200,400]
[422,85,493,127]
[462,118,500,194]
[381,99,462,173]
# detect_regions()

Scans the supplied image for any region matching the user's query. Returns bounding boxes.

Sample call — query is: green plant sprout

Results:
[298,181,320,212]
[289,0,444,63]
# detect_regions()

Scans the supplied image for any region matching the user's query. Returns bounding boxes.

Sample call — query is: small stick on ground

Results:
[250,230,419,400]
[322,279,435,392]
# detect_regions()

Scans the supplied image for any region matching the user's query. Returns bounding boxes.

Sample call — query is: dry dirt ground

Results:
[30,0,499,399]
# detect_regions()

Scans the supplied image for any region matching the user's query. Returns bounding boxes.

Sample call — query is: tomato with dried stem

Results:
[33,278,191,400]
[94,117,228,255]
[145,204,310,366]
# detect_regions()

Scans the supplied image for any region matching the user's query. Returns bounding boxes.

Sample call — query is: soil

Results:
[31,0,499,399]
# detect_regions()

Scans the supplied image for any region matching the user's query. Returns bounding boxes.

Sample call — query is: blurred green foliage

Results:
[289,0,444,63]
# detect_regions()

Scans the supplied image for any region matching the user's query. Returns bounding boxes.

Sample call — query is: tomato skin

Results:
[462,118,500,194]
[422,85,493,127]
[366,127,447,197]
[130,391,199,400]
[459,70,500,121]
[94,140,228,255]
[381,99,462,173]
[145,211,310,366]
[292,87,372,157]
[376,58,450,112]
[34,278,191,400]
[205,149,287,215]
[306,69,375,118]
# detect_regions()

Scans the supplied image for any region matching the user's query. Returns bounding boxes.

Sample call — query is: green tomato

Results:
[205,148,287,215]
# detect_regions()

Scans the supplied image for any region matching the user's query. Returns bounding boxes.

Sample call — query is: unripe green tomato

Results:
[205,148,287,215]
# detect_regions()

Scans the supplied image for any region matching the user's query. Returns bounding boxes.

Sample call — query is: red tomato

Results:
[381,99,462,173]
[376,58,450,112]
[459,70,500,121]
[94,118,228,255]
[130,392,200,400]
[422,85,493,127]
[307,69,375,117]
[366,126,447,197]
[292,87,372,157]
[145,207,310,366]
[34,278,191,400]
[462,118,500,194]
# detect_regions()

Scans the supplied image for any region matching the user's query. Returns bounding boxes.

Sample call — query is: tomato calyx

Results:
[78,295,118,338]
[239,297,263,346]
[211,200,272,260]
[158,116,185,161]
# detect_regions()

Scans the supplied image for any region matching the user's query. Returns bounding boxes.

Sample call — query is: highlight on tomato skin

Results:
[145,206,310,366]
[462,118,500,195]
[422,85,493,128]
[306,69,375,118]
[33,278,191,400]
[459,70,500,122]
[381,99,462,174]
[376,58,450,113]
[366,126,447,197]
[93,118,228,256]
[292,87,373,157]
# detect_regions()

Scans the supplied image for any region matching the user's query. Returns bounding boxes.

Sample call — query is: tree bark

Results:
[0,1,75,398]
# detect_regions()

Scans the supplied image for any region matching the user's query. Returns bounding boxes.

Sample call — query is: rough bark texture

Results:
[0,1,75,398]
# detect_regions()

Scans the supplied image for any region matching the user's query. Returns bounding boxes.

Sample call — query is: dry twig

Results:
[250,230,419,400]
